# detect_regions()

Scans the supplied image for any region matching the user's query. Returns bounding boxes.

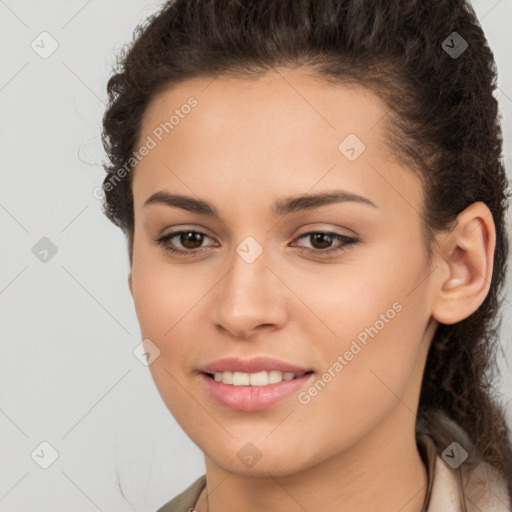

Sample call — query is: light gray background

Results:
[1,1,511,511]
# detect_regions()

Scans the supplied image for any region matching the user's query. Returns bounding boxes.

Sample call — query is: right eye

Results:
[156,230,216,256]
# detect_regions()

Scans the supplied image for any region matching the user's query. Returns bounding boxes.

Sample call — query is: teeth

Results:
[213,370,298,386]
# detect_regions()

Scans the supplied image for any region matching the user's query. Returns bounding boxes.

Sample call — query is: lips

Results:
[199,356,313,376]
[200,372,315,412]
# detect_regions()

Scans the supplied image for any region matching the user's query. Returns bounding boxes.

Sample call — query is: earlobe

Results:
[431,202,495,325]
[128,272,133,297]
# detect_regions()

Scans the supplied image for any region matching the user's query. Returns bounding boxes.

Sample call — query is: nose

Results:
[211,246,289,340]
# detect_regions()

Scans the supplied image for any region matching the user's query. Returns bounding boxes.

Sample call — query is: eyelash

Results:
[155,230,358,258]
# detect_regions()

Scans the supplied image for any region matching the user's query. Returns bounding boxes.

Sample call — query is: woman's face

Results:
[128,68,438,475]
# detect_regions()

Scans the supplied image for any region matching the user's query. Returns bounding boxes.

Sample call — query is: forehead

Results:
[139,68,388,153]
[132,67,423,217]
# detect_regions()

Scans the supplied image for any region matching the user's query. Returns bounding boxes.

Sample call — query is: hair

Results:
[100,0,512,501]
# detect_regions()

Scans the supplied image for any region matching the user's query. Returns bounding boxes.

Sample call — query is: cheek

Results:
[290,240,427,411]
[288,244,418,345]
[130,240,206,340]
[129,263,196,395]
[292,299,424,458]
[130,262,203,422]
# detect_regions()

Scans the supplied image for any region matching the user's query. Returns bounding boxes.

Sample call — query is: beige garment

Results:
[155,434,511,512]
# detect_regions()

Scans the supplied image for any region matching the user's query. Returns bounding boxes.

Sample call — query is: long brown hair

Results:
[100,0,512,499]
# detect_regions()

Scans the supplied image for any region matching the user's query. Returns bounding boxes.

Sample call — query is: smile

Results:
[201,371,315,412]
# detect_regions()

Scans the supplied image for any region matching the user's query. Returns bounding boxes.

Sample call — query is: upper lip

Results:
[200,356,313,376]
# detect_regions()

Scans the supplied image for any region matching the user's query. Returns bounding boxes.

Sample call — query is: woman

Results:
[100,0,512,510]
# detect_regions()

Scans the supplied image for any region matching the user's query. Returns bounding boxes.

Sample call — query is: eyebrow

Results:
[143,189,378,217]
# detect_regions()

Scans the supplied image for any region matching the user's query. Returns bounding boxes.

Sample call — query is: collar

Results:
[417,432,511,512]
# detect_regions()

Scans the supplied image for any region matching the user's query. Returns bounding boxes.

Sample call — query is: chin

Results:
[201,437,319,478]
[214,455,307,477]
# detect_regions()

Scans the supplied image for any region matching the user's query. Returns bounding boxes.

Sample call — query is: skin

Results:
[127,67,495,512]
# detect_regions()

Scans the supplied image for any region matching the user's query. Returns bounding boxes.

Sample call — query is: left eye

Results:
[292,231,358,255]
[155,230,358,257]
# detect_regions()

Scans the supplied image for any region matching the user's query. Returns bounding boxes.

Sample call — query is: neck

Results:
[195,410,428,512]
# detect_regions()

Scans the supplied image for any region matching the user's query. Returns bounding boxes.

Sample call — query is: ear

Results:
[128,271,133,298]
[431,201,496,325]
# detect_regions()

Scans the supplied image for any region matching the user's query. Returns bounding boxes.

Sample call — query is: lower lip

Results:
[200,372,315,412]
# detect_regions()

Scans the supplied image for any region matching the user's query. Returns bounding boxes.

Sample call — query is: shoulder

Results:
[459,458,511,512]
[428,449,510,512]
[418,415,511,512]
[156,474,207,512]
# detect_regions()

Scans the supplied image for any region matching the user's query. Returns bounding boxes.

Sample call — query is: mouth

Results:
[198,356,316,410]
[202,369,315,386]
[200,370,316,412]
